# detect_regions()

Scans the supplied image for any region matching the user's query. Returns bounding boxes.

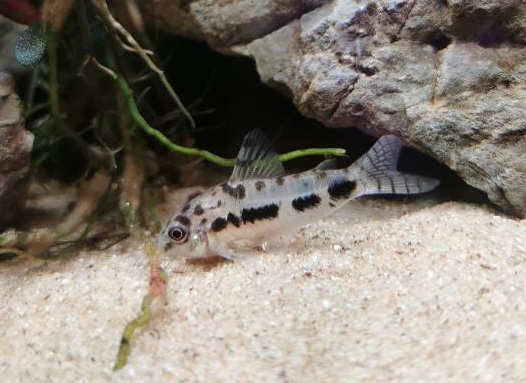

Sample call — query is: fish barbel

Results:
[157,130,439,259]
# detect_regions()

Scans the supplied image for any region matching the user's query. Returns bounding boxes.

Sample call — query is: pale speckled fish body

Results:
[158,130,439,259]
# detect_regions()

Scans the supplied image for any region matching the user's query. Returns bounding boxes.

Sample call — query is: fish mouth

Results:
[188,230,212,258]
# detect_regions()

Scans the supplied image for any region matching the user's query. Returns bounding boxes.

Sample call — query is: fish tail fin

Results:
[350,135,439,197]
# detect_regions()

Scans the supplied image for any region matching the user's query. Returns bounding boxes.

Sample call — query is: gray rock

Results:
[0,71,34,228]
[140,0,526,216]
[0,16,26,73]
[139,0,329,50]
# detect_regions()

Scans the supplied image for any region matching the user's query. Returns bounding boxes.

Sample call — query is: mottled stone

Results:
[0,71,33,228]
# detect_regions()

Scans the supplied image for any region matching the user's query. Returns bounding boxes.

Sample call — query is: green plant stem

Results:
[103,49,346,167]
[113,295,152,370]
[117,71,346,165]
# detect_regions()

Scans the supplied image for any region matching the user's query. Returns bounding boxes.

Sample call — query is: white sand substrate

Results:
[1,193,525,382]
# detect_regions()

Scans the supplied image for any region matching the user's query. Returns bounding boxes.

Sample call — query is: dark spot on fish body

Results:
[389,178,395,193]
[276,177,284,186]
[236,184,246,199]
[193,204,204,216]
[164,242,173,252]
[221,182,246,199]
[181,203,191,213]
[174,215,191,226]
[292,193,322,212]
[220,182,231,195]
[211,217,228,232]
[227,212,241,227]
[255,181,266,191]
[217,200,222,207]
[241,204,279,224]
[315,171,328,179]
[328,179,356,200]
[200,218,207,225]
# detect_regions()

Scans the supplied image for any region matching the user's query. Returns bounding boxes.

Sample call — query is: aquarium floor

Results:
[1,192,525,382]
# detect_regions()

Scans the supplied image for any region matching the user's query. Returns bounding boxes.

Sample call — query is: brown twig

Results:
[90,0,195,128]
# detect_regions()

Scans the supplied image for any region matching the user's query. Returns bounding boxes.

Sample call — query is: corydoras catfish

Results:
[157,130,439,259]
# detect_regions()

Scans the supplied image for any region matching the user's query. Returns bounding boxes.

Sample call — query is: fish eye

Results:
[167,225,188,243]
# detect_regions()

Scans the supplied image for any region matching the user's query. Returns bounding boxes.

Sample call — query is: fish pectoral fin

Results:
[208,242,236,261]
[229,129,285,182]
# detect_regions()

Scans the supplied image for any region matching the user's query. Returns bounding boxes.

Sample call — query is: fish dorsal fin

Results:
[314,158,339,171]
[229,129,285,182]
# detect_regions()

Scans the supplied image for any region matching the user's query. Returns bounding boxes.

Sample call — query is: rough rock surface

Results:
[0,71,34,228]
[0,16,26,72]
[140,0,526,217]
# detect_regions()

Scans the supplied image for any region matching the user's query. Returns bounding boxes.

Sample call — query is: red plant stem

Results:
[0,0,39,26]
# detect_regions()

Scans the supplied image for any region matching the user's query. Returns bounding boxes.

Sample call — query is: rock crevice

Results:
[141,0,526,216]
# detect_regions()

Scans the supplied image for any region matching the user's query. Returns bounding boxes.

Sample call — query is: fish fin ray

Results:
[314,158,339,171]
[229,129,285,182]
[353,135,439,196]
[206,241,236,260]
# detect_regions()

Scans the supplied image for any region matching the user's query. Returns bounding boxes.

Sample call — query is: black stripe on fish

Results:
[227,212,241,228]
[211,217,228,232]
[292,193,322,212]
[241,203,279,224]
[328,179,356,200]
[174,215,191,226]
[221,183,246,199]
